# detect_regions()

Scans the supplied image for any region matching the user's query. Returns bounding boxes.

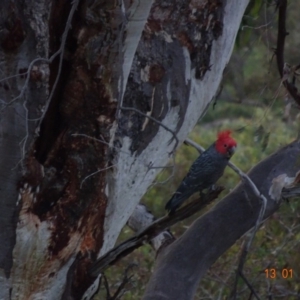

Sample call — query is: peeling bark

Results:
[127,204,175,252]
[0,0,51,293]
[0,0,250,298]
[103,0,249,267]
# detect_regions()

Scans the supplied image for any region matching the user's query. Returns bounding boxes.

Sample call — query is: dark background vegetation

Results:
[97,1,300,299]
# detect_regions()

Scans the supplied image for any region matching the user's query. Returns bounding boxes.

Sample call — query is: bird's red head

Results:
[215,130,237,157]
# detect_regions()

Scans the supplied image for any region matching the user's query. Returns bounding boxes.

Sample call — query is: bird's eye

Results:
[224,144,227,148]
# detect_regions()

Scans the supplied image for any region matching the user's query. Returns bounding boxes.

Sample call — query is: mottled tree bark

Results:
[0,0,249,299]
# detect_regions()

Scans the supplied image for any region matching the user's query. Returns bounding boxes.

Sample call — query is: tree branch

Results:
[89,187,224,277]
[142,139,300,300]
[239,272,261,300]
[127,204,175,252]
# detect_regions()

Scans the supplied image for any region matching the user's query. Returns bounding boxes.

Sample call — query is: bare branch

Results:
[38,0,80,126]
[114,264,135,299]
[239,272,261,300]
[1,0,79,111]
[2,0,80,168]
[151,154,175,186]
[100,268,134,300]
[80,165,115,189]
[120,106,179,153]
[101,273,112,299]
[127,204,175,252]
[89,187,223,277]
[0,71,27,84]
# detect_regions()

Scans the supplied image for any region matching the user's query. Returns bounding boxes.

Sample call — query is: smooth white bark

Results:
[101,0,250,260]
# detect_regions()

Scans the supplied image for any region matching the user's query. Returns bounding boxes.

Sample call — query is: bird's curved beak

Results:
[227,146,236,157]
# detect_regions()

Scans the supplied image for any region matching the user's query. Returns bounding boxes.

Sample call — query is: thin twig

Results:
[3,0,80,167]
[230,241,248,300]
[110,264,136,299]
[1,57,51,109]
[3,0,78,110]
[239,272,261,300]
[38,0,80,127]
[216,255,239,300]
[0,71,28,84]
[89,187,224,277]
[80,165,115,188]
[115,0,127,120]
[71,133,175,171]
[101,273,112,299]
[21,98,29,167]
[120,106,179,152]
[151,154,175,186]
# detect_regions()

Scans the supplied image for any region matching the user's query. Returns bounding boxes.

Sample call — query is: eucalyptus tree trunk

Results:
[0,0,249,299]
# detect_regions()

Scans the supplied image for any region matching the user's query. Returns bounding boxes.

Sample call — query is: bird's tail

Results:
[165,193,185,215]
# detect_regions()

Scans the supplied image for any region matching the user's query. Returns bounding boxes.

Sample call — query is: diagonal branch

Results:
[89,187,224,277]
[127,204,175,252]
[239,272,261,300]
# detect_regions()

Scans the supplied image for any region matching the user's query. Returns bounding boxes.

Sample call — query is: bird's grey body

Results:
[165,143,230,214]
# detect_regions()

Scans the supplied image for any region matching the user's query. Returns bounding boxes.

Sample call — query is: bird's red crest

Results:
[215,130,237,155]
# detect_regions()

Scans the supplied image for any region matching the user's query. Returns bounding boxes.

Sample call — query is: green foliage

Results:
[236,0,273,47]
